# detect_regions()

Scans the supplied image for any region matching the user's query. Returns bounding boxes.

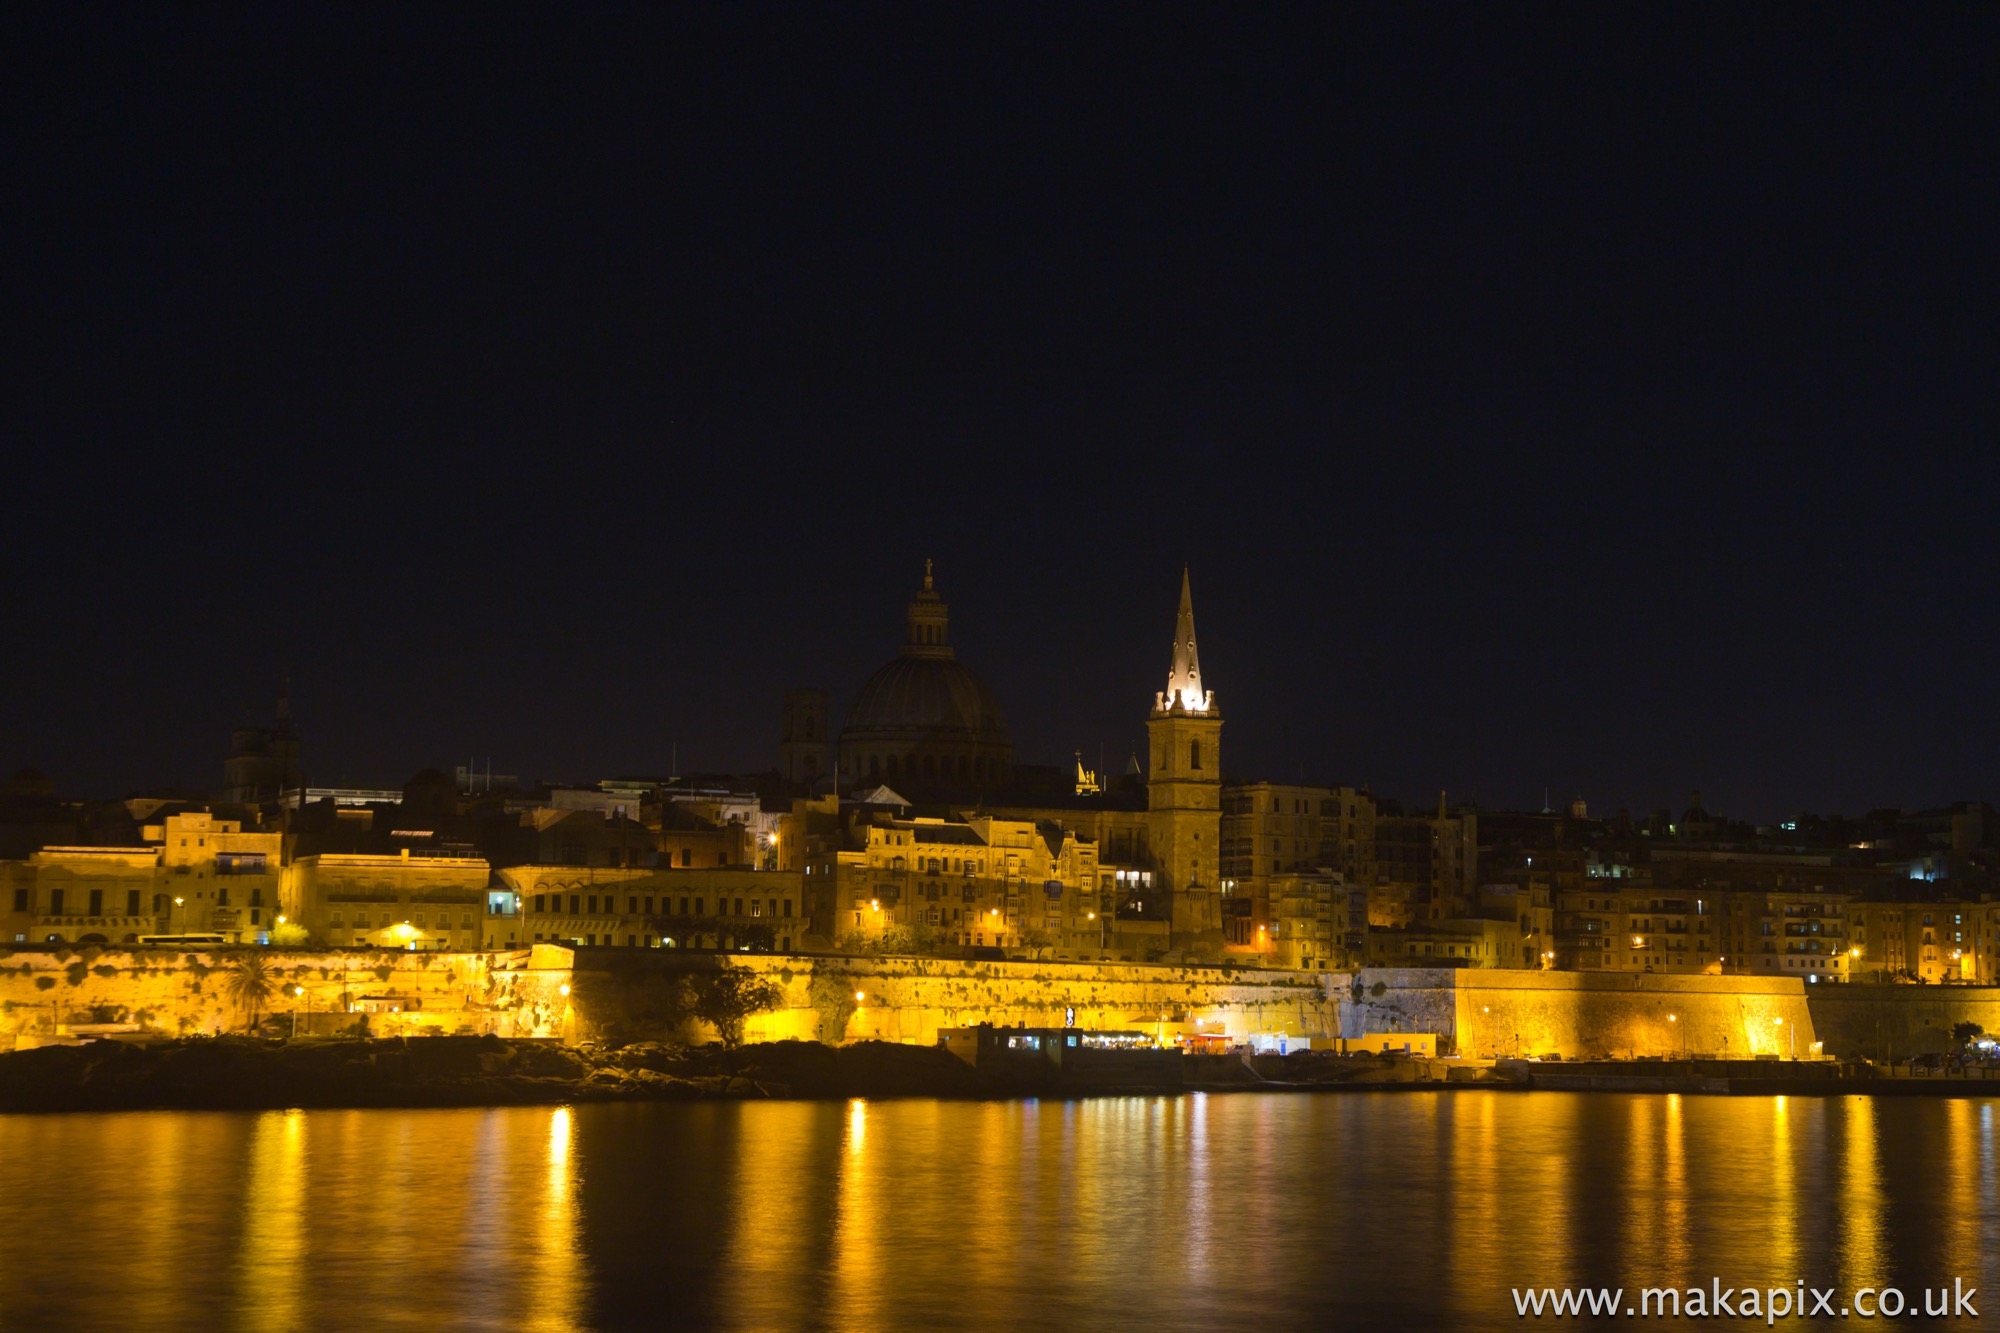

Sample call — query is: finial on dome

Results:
[923,557,934,592]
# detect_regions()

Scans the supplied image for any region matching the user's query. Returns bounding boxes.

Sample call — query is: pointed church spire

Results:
[1157,566,1214,713]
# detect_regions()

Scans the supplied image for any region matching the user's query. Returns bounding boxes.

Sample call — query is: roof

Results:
[842,654,1009,740]
[886,819,987,846]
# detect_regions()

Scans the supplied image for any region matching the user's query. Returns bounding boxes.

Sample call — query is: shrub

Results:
[64,961,88,987]
[34,976,56,991]
[92,965,118,979]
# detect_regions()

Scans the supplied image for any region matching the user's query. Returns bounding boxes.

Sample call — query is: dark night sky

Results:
[4,4,1997,822]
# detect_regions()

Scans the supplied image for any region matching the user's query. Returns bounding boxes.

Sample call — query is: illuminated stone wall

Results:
[567,954,1336,1047]
[1336,968,1819,1059]
[1804,984,2000,1061]
[0,946,573,1047]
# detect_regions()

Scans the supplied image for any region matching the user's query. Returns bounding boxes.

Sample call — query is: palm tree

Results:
[221,953,276,1033]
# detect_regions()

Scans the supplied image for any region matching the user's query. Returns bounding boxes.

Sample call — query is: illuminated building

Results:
[1848,900,1973,983]
[1,811,282,945]
[282,851,497,950]
[1556,884,1722,974]
[1721,891,1851,982]
[149,811,283,940]
[4,847,162,946]
[829,814,1100,954]
[504,865,802,951]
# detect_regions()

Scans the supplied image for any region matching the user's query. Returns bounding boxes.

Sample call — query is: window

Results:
[681,849,692,867]
[587,895,599,914]
[12,889,26,913]
[49,889,63,916]
[127,889,141,915]
[568,895,580,915]
[534,894,547,913]
[783,899,793,918]
[1190,740,1202,770]
[88,888,103,916]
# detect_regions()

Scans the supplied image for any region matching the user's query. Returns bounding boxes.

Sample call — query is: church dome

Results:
[846,655,1008,738]
[838,563,1012,792]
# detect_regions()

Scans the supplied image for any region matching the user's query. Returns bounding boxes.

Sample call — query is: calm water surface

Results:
[2,1091,1996,1330]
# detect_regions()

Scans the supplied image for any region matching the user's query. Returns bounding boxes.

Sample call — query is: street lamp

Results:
[1774,1015,1795,1059]
[1668,1012,1679,1056]
[172,895,185,934]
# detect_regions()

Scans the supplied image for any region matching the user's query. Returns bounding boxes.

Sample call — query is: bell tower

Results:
[1147,567,1223,943]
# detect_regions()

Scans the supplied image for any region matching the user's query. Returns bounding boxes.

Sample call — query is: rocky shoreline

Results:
[0,1035,1496,1112]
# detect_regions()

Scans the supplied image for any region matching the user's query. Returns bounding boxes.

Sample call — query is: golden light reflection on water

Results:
[6,1092,2000,1332]
[521,1106,585,1333]
[1838,1097,1887,1290]
[830,1098,884,1332]
[1661,1093,1691,1279]
[1769,1095,1799,1278]
[234,1110,306,1333]
[1940,1099,1980,1282]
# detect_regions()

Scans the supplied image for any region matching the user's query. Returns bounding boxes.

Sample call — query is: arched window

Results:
[869,754,880,776]
[1190,740,1202,771]
[924,755,936,779]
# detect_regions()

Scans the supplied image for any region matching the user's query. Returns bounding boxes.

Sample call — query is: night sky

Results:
[6,5,1997,822]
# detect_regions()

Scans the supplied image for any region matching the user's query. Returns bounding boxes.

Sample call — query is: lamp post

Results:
[1668,1012,1679,1057]
[1774,1015,1795,1059]
[172,895,185,935]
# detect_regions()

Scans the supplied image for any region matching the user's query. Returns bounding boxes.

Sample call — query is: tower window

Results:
[1190,740,1202,771]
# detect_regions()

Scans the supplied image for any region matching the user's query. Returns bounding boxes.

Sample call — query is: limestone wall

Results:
[568,953,1335,1047]
[0,946,571,1047]
[1,944,1883,1061]
[1334,969,1818,1059]
[1805,985,2000,1060]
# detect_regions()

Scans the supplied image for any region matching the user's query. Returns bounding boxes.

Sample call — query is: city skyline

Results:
[4,553,1993,831]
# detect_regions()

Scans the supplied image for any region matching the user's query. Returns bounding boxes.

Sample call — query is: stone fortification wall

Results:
[568,953,1336,1047]
[1805,985,2000,1061]
[1334,969,1818,1059]
[11,945,1921,1061]
[0,946,570,1046]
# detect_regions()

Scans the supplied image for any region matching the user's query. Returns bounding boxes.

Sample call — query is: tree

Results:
[1020,928,1056,959]
[221,953,277,1033]
[680,970,783,1047]
[1953,1021,1986,1050]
